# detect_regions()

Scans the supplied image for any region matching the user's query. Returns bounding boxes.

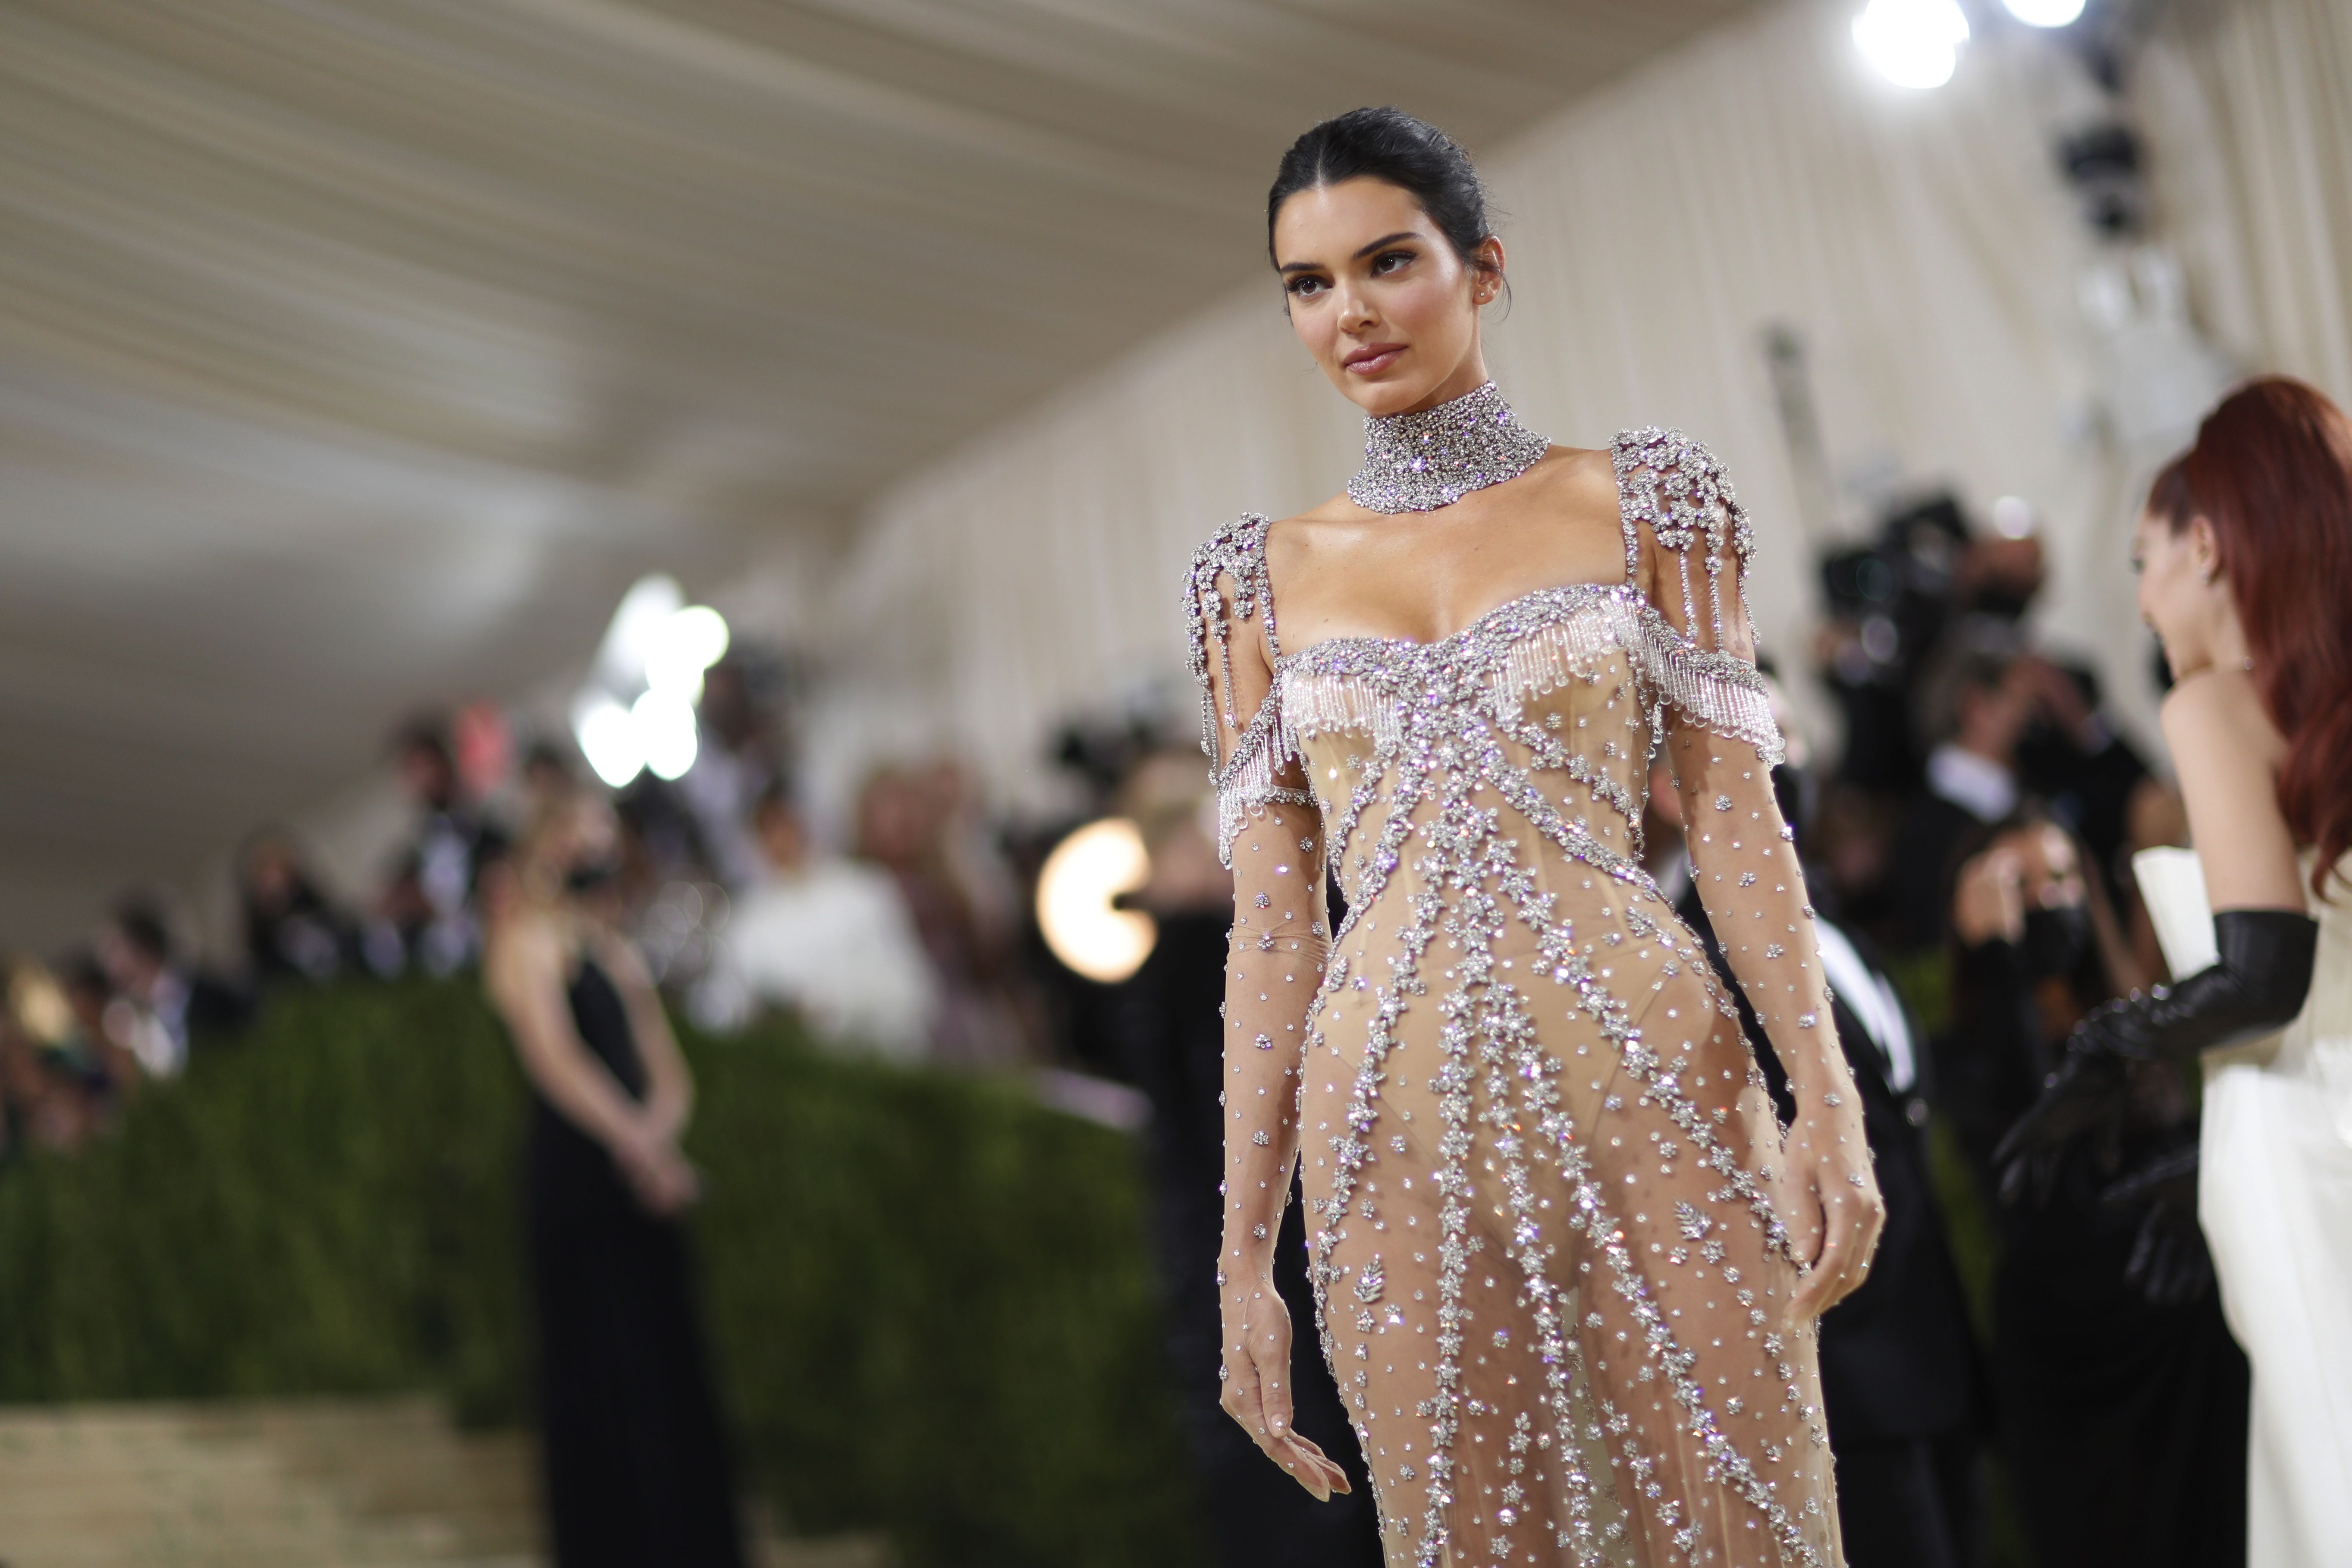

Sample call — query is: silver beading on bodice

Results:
[1185,425,1781,871]
[1272,581,1780,895]
[1347,380,1552,514]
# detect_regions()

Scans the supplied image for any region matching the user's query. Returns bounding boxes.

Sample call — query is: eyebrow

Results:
[1276,230,1423,273]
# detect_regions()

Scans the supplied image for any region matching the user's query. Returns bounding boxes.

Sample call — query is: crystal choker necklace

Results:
[1347,380,1551,514]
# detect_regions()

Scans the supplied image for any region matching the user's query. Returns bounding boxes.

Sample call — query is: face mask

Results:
[564,858,620,896]
[2019,903,2091,978]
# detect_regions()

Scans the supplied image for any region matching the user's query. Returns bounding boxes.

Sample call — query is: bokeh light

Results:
[1854,0,1969,89]
[1035,818,1156,984]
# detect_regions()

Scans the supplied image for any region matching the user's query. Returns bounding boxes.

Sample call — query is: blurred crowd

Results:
[1795,494,2235,1565]
[0,655,1048,1167]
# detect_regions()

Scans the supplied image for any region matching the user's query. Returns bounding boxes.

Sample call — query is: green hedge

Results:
[0,980,1201,1568]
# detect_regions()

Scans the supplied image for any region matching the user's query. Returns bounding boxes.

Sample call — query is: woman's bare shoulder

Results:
[1269,489,1360,534]
[1526,443,1624,520]
[485,909,566,987]
[1262,495,1368,582]
[2163,667,2303,903]
[2161,667,2286,761]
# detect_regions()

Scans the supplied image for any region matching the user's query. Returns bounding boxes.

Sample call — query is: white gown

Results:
[2181,854,2352,1568]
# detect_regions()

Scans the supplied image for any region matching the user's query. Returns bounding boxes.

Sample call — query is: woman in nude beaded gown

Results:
[1190,109,1882,1568]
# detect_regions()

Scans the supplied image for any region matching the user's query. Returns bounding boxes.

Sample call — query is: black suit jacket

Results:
[1675,881,1984,1442]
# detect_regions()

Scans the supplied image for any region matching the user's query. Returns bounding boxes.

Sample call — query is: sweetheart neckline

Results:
[1274,579,1641,669]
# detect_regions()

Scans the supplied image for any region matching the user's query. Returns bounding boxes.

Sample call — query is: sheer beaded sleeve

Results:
[1615,430,1857,1117]
[1182,517,1330,1334]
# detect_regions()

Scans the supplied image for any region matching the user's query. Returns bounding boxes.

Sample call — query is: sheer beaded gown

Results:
[1189,387,1847,1568]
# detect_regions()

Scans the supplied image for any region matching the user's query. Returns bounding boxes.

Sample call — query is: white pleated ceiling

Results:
[0,0,1752,939]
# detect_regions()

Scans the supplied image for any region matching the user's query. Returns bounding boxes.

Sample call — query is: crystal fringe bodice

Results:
[1187,428,1844,1568]
[1347,380,1553,514]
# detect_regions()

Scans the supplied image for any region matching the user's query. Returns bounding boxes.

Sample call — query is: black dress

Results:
[526,956,746,1568]
[1941,937,2248,1568]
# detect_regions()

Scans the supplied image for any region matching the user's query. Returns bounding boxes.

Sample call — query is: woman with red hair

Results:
[2007,377,2352,1565]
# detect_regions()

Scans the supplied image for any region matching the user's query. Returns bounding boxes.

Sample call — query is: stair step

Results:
[0,1399,888,1568]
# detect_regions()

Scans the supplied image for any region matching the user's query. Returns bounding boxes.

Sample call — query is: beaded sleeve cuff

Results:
[1210,715,1314,869]
[1633,614,1786,765]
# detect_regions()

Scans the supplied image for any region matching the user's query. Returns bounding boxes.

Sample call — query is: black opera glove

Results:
[2057,908,2317,1063]
[1995,908,2318,1203]
[2097,1142,2213,1308]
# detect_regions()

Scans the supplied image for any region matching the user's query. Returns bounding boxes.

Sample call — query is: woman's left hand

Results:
[1784,1102,1884,1321]
[1217,1270,1351,1501]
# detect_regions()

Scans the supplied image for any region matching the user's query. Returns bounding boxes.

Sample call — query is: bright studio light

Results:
[633,688,700,781]
[573,687,701,787]
[575,697,645,789]
[573,578,732,788]
[1036,817,1156,984]
[646,605,730,697]
[1854,0,1969,89]
[2001,0,2087,25]
[594,575,731,695]
[596,574,685,691]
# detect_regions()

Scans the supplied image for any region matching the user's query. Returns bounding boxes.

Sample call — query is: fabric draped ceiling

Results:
[2143,0,2352,400]
[816,0,2352,819]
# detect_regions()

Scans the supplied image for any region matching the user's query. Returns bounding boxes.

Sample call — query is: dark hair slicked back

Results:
[1267,107,1496,273]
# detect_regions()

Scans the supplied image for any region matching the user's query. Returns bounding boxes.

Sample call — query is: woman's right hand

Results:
[1218,1267,1350,1501]
[1952,843,2027,946]
[612,1120,700,1216]
[1783,1099,1887,1320]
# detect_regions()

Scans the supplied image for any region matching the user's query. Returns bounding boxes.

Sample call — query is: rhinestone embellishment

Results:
[1347,380,1551,514]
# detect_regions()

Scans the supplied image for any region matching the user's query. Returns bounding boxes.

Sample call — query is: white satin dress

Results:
[2199,856,2352,1568]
